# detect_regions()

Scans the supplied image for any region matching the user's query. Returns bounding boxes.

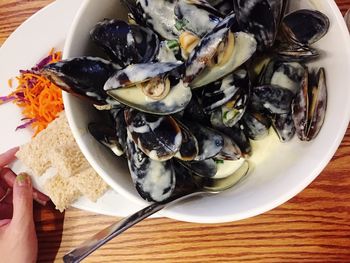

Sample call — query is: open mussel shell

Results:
[42,57,119,105]
[281,9,330,45]
[126,133,176,202]
[252,85,294,114]
[221,88,249,128]
[233,0,282,50]
[105,62,182,90]
[186,29,257,88]
[184,13,237,84]
[105,62,192,115]
[125,109,182,161]
[174,0,222,37]
[90,19,159,67]
[292,67,327,141]
[272,112,295,142]
[178,159,217,178]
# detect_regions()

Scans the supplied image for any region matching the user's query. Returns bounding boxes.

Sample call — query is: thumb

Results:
[11,173,34,227]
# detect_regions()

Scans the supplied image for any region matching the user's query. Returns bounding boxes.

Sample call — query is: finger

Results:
[10,173,34,227]
[0,147,19,167]
[0,168,50,205]
[0,167,15,187]
[0,219,11,228]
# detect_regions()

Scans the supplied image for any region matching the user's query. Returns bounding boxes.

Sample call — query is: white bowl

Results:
[63,0,350,223]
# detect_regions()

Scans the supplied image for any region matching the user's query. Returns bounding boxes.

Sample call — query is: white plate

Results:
[0,0,147,217]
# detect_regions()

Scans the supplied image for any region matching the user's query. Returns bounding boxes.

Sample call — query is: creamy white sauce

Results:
[177,0,220,37]
[139,0,179,40]
[191,32,257,88]
[215,159,245,179]
[271,71,297,91]
[141,161,173,201]
[157,42,178,63]
[211,129,281,179]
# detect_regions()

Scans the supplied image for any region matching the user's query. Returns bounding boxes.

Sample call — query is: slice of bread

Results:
[70,167,109,202]
[16,111,109,211]
[16,112,75,176]
[45,174,81,212]
[49,144,90,178]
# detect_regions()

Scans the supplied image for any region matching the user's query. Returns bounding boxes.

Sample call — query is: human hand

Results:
[0,148,38,263]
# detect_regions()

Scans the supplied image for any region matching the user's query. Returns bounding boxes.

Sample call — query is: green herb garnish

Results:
[175,19,188,31]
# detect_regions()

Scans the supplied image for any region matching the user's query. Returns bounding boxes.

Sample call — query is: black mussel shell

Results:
[274,42,319,62]
[272,113,295,142]
[233,0,281,50]
[242,111,271,140]
[88,122,125,156]
[42,57,119,105]
[178,159,217,178]
[207,0,234,16]
[184,12,238,84]
[252,85,295,114]
[126,134,176,202]
[125,109,182,161]
[175,120,199,161]
[175,0,223,37]
[281,9,330,45]
[90,19,159,67]
[292,67,327,141]
[181,120,224,161]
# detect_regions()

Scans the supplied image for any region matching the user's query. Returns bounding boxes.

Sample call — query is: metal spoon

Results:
[63,160,249,263]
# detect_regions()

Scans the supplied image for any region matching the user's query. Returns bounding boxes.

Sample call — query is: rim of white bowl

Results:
[63,0,350,223]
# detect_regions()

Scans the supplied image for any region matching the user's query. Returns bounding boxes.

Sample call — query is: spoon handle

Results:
[63,201,167,263]
[62,191,205,263]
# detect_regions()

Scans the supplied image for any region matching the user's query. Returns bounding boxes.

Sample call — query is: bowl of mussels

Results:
[42,0,350,223]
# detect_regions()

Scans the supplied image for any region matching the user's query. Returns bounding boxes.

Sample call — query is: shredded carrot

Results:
[8,78,13,88]
[2,49,64,136]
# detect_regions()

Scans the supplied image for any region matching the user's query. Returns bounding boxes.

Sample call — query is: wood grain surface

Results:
[1,1,350,262]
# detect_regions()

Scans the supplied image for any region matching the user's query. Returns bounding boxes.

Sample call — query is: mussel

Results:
[104,62,192,115]
[126,132,176,202]
[281,9,330,45]
[125,109,182,161]
[292,67,327,141]
[185,13,257,88]
[233,0,286,50]
[174,0,223,37]
[90,19,159,67]
[42,57,120,105]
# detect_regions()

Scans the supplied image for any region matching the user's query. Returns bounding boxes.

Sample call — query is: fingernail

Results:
[16,173,31,187]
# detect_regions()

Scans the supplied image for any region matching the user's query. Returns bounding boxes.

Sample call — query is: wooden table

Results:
[1,1,350,262]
